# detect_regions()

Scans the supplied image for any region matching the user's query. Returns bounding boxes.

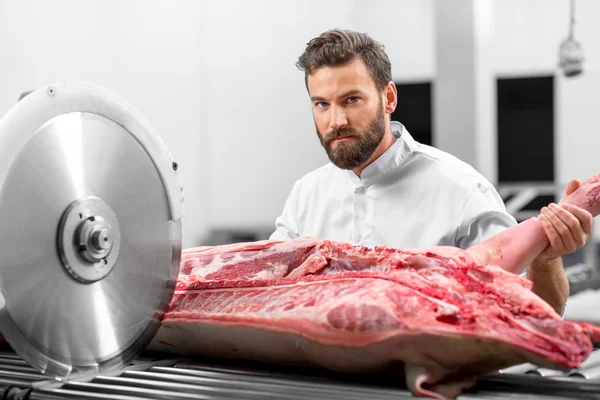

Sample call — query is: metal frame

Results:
[2,349,600,400]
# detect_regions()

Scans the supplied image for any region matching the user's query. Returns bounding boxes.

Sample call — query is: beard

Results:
[316,105,386,170]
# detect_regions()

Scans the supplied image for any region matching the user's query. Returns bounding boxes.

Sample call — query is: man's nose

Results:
[329,106,348,130]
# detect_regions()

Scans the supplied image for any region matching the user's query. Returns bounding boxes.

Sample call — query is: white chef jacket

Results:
[270,121,518,252]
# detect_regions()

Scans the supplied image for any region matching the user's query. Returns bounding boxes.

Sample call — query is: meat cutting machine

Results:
[2,82,600,400]
[0,81,183,381]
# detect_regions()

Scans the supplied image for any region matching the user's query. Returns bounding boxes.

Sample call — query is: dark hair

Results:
[296,29,392,92]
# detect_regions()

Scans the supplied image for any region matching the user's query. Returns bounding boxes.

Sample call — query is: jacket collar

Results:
[346,121,416,187]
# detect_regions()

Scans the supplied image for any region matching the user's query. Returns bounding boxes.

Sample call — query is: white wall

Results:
[491,0,600,238]
[552,0,600,185]
[0,0,208,248]
[200,0,350,232]
[357,0,600,184]
[492,0,569,76]
[490,0,600,185]
[1,0,600,247]
[474,0,600,190]
[0,0,353,247]
[352,0,435,82]
[0,0,433,247]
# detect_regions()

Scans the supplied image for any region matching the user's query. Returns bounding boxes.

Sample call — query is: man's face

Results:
[307,58,386,170]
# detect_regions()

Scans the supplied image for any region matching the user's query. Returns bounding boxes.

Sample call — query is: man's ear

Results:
[384,81,397,114]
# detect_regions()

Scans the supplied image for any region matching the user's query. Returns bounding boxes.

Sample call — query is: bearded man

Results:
[269,29,592,315]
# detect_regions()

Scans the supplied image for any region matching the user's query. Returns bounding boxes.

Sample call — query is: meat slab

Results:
[148,175,600,399]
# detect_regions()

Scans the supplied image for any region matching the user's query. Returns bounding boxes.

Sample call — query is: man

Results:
[270,29,592,315]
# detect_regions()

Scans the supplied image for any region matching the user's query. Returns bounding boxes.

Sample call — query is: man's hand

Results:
[528,179,591,315]
[537,179,593,261]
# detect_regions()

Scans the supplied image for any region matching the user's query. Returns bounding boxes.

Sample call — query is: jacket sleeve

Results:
[269,180,301,240]
[454,180,518,251]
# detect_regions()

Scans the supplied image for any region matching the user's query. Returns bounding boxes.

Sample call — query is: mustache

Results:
[322,127,360,147]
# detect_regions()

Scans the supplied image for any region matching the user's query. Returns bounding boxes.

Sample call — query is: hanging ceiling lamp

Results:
[558,0,584,77]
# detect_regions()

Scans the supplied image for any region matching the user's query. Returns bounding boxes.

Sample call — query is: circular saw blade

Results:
[0,82,184,379]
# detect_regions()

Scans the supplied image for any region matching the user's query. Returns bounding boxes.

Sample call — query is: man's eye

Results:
[316,102,328,108]
[347,97,359,104]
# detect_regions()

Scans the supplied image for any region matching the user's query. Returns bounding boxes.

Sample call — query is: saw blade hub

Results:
[57,196,121,284]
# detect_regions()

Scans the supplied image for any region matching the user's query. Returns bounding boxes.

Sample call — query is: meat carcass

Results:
[149,175,600,399]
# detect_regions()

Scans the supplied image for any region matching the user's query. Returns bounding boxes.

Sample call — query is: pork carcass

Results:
[149,175,600,399]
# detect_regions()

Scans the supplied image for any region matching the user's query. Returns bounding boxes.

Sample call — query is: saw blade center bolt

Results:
[77,216,114,263]
[93,228,112,251]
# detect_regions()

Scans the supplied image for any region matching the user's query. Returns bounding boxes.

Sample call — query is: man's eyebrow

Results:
[310,89,364,102]
[339,89,363,98]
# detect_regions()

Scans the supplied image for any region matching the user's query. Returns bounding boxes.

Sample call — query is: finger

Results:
[555,206,589,250]
[542,206,577,252]
[548,203,586,239]
[549,203,591,249]
[539,213,566,253]
[562,203,593,236]
[547,204,585,249]
[564,179,581,196]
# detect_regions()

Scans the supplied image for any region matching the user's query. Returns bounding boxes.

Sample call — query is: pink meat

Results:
[469,175,600,274]
[150,173,600,399]
[179,237,324,280]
